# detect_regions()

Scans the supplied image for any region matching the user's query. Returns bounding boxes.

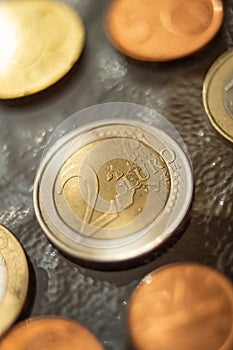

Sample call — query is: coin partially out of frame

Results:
[203,50,233,143]
[129,263,233,350]
[0,0,85,99]
[0,317,104,350]
[104,0,223,61]
[0,224,29,337]
[34,117,193,263]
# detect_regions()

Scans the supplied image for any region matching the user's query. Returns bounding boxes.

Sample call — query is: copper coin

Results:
[0,317,104,350]
[105,0,224,61]
[129,263,233,350]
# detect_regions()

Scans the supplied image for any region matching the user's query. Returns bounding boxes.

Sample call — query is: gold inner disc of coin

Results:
[129,263,233,350]
[54,137,170,239]
[0,317,104,350]
[223,72,233,119]
[0,0,85,99]
[203,50,233,143]
[0,224,29,337]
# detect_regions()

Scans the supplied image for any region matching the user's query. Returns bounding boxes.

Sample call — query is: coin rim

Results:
[128,262,233,350]
[203,49,233,143]
[0,224,29,337]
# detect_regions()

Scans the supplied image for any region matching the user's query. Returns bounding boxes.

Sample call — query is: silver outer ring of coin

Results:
[34,120,193,262]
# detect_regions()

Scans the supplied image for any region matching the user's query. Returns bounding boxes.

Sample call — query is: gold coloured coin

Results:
[0,0,85,99]
[0,316,104,350]
[129,263,233,350]
[0,253,7,304]
[55,137,170,240]
[203,50,233,143]
[0,224,29,337]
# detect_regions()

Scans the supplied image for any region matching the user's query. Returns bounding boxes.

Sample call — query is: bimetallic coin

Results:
[0,317,104,350]
[203,50,233,143]
[0,225,29,337]
[129,263,233,350]
[104,0,223,61]
[0,0,85,99]
[34,120,193,262]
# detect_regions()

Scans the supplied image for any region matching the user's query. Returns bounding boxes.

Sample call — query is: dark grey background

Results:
[0,0,232,349]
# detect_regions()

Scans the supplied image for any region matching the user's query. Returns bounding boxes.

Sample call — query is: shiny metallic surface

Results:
[105,0,223,61]
[0,225,29,337]
[0,253,7,303]
[34,118,193,262]
[0,0,232,349]
[0,0,85,98]
[0,317,104,350]
[223,72,233,118]
[203,50,233,143]
[129,263,233,350]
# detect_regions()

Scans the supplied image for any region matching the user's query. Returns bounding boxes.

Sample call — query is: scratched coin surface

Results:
[129,263,233,350]
[34,119,193,262]
[105,0,223,61]
[0,317,104,350]
[0,0,85,99]
[0,224,29,337]
[203,50,233,143]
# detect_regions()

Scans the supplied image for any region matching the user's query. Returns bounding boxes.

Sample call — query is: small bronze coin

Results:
[105,0,223,61]
[0,317,104,350]
[129,263,233,350]
[0,224,29,337]
[0,0,85,99]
